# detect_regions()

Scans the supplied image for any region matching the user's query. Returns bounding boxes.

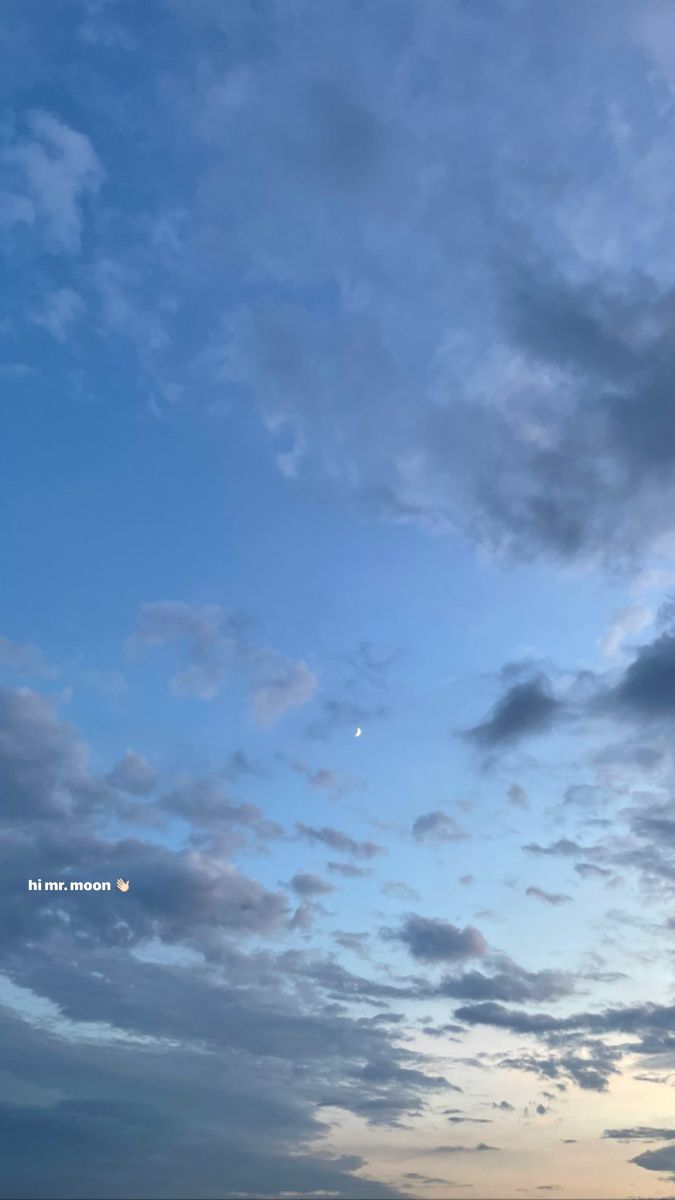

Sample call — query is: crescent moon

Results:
[354,726,362,738]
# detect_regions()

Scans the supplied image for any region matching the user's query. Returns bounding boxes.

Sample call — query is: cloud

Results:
[436,963,574,1004]
[306,698,388,740]
[107,751,156,796]
[452,997,675,1076]
[1,111,103,251]
[291,759,363,800]
[0,635,56,679]
[574,862,613,880]
[383,915,487,964]
[603,1127,675,1141]
[248,649,318,727]
[83,669,128,699]
[412,810,467,842]
[297,823,385,860]
[598,605,653,659]
[163,779,283,851]
[381,880,421,902]
[425,1143,498,1155]
[326,861,372,878]
[507,783,529,809]
[525,887,572,906]
[524,838,585,857]
[609,632,675,718]
[0,686,86,822]
[465,677,562,747]
[128,601,316,723]
[290,872,334,897]
[630,1143,675,1177]
[30,286,82,341]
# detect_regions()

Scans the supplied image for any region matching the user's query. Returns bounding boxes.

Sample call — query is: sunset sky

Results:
[4,3,675,1197]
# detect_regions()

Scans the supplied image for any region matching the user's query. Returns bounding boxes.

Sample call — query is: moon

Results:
[354,726,362,738]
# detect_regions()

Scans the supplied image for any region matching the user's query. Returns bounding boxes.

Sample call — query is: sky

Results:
[4,1,675,1197]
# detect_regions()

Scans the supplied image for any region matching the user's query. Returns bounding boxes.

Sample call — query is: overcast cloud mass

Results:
[4,2,675,1197]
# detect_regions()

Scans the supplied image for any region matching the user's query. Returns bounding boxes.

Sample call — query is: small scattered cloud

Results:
[525,887,572,906]
[289,872,335,897]
[297,823,385,860]
[412,810,467,842]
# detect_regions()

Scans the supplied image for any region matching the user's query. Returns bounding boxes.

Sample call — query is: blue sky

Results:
[4,2,675,1197]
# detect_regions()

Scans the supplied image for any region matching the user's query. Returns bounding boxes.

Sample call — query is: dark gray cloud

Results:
[0,1010,405,1200]
[452,997,675,1087]
[466,677,562,747]
[447,1116,492,1125]
[412,810,467,842]
[609,633,675,718]
[603,1127,675,1141]
[297,822,385,859]
[421,1023,465,1039]
[384,914,487,964]
[630,1143,675,1178]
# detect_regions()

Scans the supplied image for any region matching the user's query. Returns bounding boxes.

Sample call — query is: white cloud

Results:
[1,111,103,252]
[598,605,653,659]
[31,287,82,342]
[129,601,317,725]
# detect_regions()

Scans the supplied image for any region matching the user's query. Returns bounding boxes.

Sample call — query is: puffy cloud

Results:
[0,686,85,822]
[290,872,334,897]
[384,915,487,964]
[248,649,317,727]
[1,111,103,252]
